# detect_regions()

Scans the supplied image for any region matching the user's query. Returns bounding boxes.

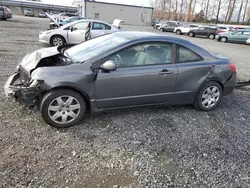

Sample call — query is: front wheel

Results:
[188,32,194,37]
[51,35,65,46]
[194,82,222,111]
[40,89,86,128]
[220,37,227,42]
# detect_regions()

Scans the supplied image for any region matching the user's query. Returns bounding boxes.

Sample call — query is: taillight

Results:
[229,64,236,73]
[217,29,221,34]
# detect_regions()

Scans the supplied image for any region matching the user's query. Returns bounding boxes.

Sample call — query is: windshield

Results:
[66,34,129,63]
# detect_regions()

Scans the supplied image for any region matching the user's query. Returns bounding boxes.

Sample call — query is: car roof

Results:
[61,19,111,28]
[113,31,193,44]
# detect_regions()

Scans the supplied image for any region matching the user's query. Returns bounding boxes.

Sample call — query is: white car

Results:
[174,24,199,35]
[247,38,250,44]
[39,14,123,46]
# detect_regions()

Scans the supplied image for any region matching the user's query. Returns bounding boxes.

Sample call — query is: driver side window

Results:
[108,42,173,68]
[74,22,89,30]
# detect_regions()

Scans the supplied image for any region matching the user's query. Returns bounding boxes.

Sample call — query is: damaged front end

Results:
[4,46,72,107]
[4,69,43,107]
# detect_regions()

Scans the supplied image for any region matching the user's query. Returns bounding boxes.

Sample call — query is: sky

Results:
[42,0,151,7]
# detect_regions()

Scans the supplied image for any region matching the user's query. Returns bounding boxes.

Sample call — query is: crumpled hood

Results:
[19,47,60,74]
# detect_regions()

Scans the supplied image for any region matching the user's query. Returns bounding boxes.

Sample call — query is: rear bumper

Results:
[223,73,236,95]
[4,72,40,106]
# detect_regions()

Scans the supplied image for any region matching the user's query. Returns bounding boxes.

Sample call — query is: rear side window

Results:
[190,25,198,28]
[93,22,111,30]
[219,27,227,29]
[243,31,250,35]
[176,45,203,63]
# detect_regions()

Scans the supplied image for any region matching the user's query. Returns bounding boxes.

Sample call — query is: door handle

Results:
[158,69,173,75]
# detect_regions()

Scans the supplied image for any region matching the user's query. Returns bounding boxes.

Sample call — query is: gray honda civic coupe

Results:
[4,32,236,128]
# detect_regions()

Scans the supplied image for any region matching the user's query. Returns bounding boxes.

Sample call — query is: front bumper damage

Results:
[4,72,41,107]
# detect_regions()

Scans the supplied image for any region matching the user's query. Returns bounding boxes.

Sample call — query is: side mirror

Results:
[70,27,75,32]
[100,60,116,71]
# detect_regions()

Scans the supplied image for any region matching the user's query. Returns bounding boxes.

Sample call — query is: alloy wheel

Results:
[48,95,81,124]
[52,37,63,46]
[201,86,220,109]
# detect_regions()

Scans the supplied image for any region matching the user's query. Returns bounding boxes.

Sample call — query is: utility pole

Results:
[140,4,144,31]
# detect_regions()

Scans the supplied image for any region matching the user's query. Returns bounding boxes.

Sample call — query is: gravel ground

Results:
[1,16,250,188]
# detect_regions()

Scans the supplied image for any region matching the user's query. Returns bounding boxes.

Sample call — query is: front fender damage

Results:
[4,72,42,107]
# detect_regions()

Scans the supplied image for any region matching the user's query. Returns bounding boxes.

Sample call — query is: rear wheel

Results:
[208,34,215,39]
[51,35,65,46]
[194,82,222,111]
[40,89,86,128]
[220,37,227,42]
[176,30,181,35]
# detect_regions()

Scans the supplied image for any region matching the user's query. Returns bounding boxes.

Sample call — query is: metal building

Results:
[73,0,154,26]
[0,0,77,17]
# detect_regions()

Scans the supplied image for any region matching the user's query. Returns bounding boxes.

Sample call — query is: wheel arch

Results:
[40,86,91,112]
[199,77,224,92]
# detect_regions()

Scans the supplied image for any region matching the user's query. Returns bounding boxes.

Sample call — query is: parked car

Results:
[24,8,34,17]
[159,22,180,32]
[39,17,123,46]
[5,32,236,128]
[217,26,233,34]
[152,20,160,27]
[216,30,250,43]
[174,24,199,35]
[188,26,217,39]
[50,16,86,29]
[0,6,12,20]
[156,21,180,30]
[39,12,47,18]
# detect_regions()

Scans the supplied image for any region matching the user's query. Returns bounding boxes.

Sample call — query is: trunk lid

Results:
[112,19,124,29]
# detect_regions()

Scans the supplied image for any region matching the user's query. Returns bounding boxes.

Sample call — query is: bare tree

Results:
[205,0,210,21]
[191,0,197,20]
[227,0,236,23]
[242,0,249,23]
[224,0,231,23]
[237,0,244,23]
[187,0,194,21]
[179,0,185,20]
[215,0,226,23]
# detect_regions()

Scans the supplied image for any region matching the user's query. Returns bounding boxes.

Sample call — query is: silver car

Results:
[39,14,123,46]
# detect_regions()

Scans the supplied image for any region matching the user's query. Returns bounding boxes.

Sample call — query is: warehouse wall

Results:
[85,2,153,26]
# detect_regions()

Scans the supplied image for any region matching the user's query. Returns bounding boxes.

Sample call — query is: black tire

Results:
[40,89,86,128]
[51,35,65,46]
[194,81,223,111]
[208,34,215,39]
[176,30,181,35]
[188,32,195,37]
[220,37,227,42]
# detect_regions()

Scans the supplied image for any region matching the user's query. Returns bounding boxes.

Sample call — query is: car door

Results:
[67,21,89,44]
[95,42,178,109]
[174,45,210,104]
[91,22,112,39]
[229,31,243,42]
[240,31,250,43]
[196,27,205,36]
